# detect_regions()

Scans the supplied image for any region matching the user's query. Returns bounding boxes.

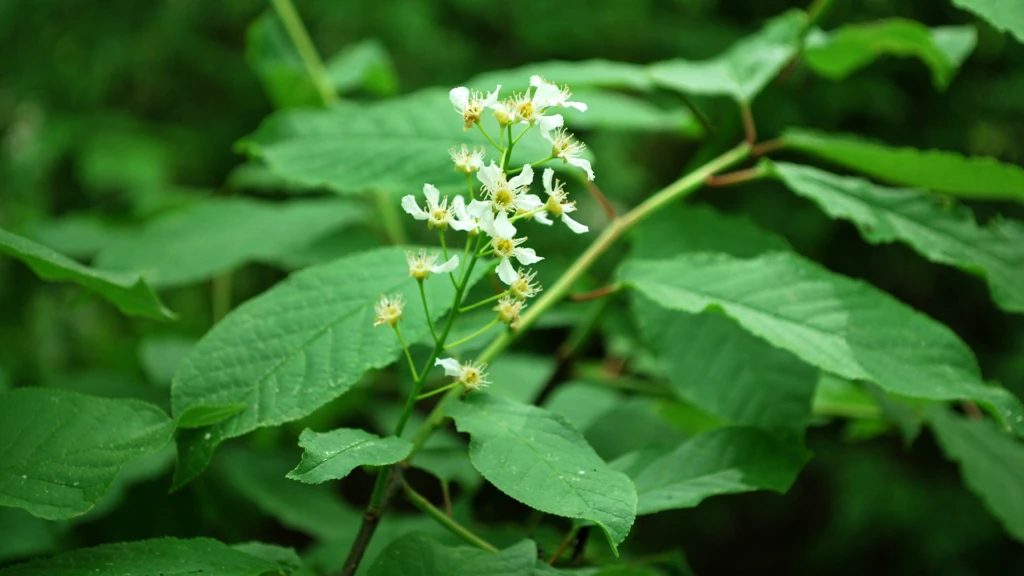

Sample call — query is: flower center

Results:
[517,101,535,121]
[493,188,514,210]
[494,238,515,257]
[430,207,449,222]
[545,194,565,217]
[462,367,482,388]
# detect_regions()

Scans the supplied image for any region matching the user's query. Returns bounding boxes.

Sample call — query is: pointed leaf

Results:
[447,393,637,552]
[0,388,174,520]
[950,0,1024,43]
[769,161,1024,312]
[288,428,413,484]
[368,533,536,576]
[784,128,1024,202]
[0,227,174,320]
[619,252,1024,436]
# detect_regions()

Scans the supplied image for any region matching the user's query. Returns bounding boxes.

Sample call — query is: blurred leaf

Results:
[287,428,412,484]
[583,398,688,462]
[560,90,701,136]
[368,533,536,576]
[950,0,1024,43]
[631,204,790,262]
[76,130,172,194]
[177,403,247,429]
[447,392,637,552]
[930,409,1024,542]
[28,214,128,260]
[769,161,1024,313]
[804,20,976,89]
[543,382,624,433]
[485,352,558,404]
[231,542,303,573]
[411,447,482,491]
[0,388,174,520]
[466,59,653,92]
[326,39,398,97]
[620,252,1024,436]
[0,507,61,565]
[94,197,366,288]
[784,129,1024,203]
[0,227,174,320]
[0,537,283,576]
[812,373,881,420]
[245,10,322,109]
[170,246,481,489]
[138,334,195,387]
[649,10,807,103]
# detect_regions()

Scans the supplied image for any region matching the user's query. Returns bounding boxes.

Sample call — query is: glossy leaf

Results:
[769,161,1024,313]
[784,128,1024,203]
[94,197,366,288]
[0,388,174,520]
[447,392,637,552]
[0,227,174,321]
[950,0,1024,43]
[620,252,1024,436]
[288,428,412,484]
[368,533,536,576]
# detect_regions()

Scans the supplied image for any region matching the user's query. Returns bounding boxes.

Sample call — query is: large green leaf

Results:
[0,537,283,576]
[631,204,790,262]
[0,388,174,520]
[619,252,1024,436]
[447,392,637,552]
[784,129,1024,203]
[557,90,701,136]
[930,409,1024,542]
[368,533,536,576]
[648,10,807,103]
[950,0,1024,43]
[613,427,810,515]
[804,20,976,89]
[769,161,1024,313]
[466,59,653,92]
[171,246,476,489]
[245,10,322,109]
[287,428,412,484]
[94,197,365,288]
[326,39,398,97]
[0,227,174,321]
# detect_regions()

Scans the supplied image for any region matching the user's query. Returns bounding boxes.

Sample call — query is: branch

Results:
[339,464,405,576]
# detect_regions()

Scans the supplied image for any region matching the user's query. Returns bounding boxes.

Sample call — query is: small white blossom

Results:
[479,211,543,284]
[373,294,405,328]
[450,85,501,130]
[494,295,525,329]
[450,144,485,174]
[450,196,480,233]
[406,249,459,280]
[512,89,563,135]
[435,357,490,391]
[402,183,455,230]
[544,128,594,181]
[475,162,542,215]
[530,75,588,111]
[489,98,517,126]
[509,268,542,300]
[534,169,588,234]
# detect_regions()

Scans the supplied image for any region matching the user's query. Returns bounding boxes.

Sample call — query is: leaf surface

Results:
[368,533,536,576]
[950,0,1024,43]
[288,428,412,484]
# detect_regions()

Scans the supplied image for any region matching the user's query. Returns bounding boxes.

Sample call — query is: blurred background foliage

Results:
[1,0,1023,574]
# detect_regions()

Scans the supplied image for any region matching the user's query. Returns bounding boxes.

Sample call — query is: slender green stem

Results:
[418,280,441,346]
[459,290,509,313]
[444,318,500,351]
[548,526,580,566]
[212,273,232,322]
[509,154,555,174]
[366,464,391,508]
[477,123,503,153]
[269,0,337,106]
[466,173,476,200]
[501,124,514,169]
[509,206,547,223]
[513,125,531,146]
[393,325,419,381]
[438,231,458,288]
[416,381,460,401]
[374,190,407,245]
[403,483,498,552]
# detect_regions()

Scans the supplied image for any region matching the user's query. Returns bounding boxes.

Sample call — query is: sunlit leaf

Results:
[287,428,412,484]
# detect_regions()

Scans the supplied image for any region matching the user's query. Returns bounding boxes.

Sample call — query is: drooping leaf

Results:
[245,10,322,109]
[648,10,807,103]
[768,161,1024,313]
[929,409,1024,542]
[614,427,810,516]
[94,197,366,288]
[288,428,413,484]
[368,533,536,576]
[171,246,480,489]
[0,537,283,576]
[447,392,637,552]
[619,252,1024,435]
[326,39,398,97]
[784,128,1024,203]
[950,0,1024,43]
[0,227,174,321]
[0,388,174,520]
[466,59,653,92]
[804,20,976,89]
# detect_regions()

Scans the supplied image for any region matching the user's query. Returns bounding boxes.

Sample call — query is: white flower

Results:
[494,295,525,329]
[509,267,542,300]
[544,128,594,181]
[489,98,517,126]
[406,249,459,280]
[450,196,481,233]
[534,168,588,234]
[402,183,455,230]
[475,162,542,214]
[373,294,405,328]
[530,75,587,111]
[450,144,485,174]
[512,89,563,135]
[479,210,544,284]
[450,85,501,130]
[435,357,490,391]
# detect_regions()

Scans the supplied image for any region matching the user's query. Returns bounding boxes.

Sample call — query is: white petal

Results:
[532,82,561,108]
[435,357,463,377]
[450,219,475,232]
[432,255,460,273]
[467,199,491,218]
[509,163,533,189]
[479,210,498,237]
[401,195,428,220]
[542,168,555,194]
[451,195,467,216]
[562,214,589,234]
[496,258,517,285]
[423,183,441,206]
[536,113,564,135]
[566,101,587,112]
[482,84,501,107]
[515,194,543,212]
[514,247,544,265]
[567,156,595,181]
[477,162,502,191]
[449,87,469,111]
[493,211,517,239]
[534,212,554,225]
[529,75,545,88]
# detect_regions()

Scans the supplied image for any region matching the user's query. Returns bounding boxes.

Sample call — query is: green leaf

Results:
[138,334,194,387]
[288,428,412,484]
[484,353,558,404]
[560,90,701,136]
[768,161,1024,313]
[245,10,322,109]
[466,59,653,92]
[619,252,1024,436]
[614,427,810,516]
[631,204,790,261]
[0,537,283,576]
[326,39,398,97]
[804,20,976,89]
[0,507,60,565]
[94,197,366,289]
[28,213,127,260]
[0,388,174,520]
[447,392,637,552]
[648,10,807,103]
[543,382,624,433]
[0,227,174,321]
[232,542,304,573]
[783,128,1024,203]
[367,533,536,576]
[950,0,1024,43]
[176,403,247,429]
[171,246,477,489]
[930,409,1024,542]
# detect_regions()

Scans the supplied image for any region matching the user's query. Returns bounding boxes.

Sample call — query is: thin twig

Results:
[706,165,766,188]
[403,483,498,552]
[548,526,580,566]
[585,180,617,220]
[569,283,621,302]
[751,137,786,157]
[740,102,757,145]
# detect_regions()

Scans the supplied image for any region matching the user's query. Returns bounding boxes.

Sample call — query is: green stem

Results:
[444,317,500,351]
[416,381,460,401]
[477,123,503,153]
[403,483,498,552]
[393,325,419,381]
[418,280,441,346]
[212,273,232,322]
[374,190,408,245]
[501,124,514,169]
[512,125,531,146]
[459,291,509,313]
[269,0,337,106]
[466,173,476,200]
[508,154,555,174]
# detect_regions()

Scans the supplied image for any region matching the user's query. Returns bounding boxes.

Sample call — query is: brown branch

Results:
[740,102,757,145]
[751,138,785,157]
[585,180,617,220]
[705,166,765,188]
[547,527,580,566]
[339,464,405,576]
[569,283,621,302]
